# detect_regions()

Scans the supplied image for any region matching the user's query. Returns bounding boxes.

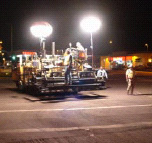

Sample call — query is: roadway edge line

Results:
[0,121,152,134]
[0,104,152,113]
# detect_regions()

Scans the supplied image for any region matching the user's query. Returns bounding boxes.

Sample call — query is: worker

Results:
[97,66,108,81]
[126,64,135,95]
[64,50,72,85]
[76,42,84,51]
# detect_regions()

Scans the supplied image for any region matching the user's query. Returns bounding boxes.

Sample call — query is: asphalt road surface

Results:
[0,70,152,143]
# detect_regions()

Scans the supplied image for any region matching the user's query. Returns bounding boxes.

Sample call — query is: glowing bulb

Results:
[30,22,53,38]
[80,16,101,33]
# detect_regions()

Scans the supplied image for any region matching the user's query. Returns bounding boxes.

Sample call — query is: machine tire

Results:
[25,86,32,94]
[31,86,40,96]
[16,81,25,92]
[72,87,79,94]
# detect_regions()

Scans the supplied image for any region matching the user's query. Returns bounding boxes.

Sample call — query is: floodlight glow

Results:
[30,22,53,38]
[80,16,101,33]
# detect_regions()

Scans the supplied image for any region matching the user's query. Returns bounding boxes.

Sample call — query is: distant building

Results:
[100,51,152,70]
[0,41,9,66]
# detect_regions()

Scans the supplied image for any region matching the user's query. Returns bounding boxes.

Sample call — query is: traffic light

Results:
[11,55,16,61]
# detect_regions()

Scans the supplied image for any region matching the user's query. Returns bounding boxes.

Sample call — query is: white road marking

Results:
[0,104,151,113]
[0,121,151,134]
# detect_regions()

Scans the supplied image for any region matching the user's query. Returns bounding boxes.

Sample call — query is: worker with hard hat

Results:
[126,64,136,95]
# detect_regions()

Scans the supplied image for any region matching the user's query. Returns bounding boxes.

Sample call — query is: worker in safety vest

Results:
[64,50,72,85]
[97,66,108,88]
[97,66,108,81]
[126,64,135,95]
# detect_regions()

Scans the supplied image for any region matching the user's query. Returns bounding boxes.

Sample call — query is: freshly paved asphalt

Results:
[0,70,151,143]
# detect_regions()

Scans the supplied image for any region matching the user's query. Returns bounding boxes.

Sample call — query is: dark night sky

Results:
[0,0,152,55]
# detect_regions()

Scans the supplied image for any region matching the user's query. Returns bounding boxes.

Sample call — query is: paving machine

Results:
[12,44,105,95]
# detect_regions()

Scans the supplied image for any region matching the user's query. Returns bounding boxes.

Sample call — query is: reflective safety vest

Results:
[126,69,134,79]
[128,71,133,78]
[64,54,72,67]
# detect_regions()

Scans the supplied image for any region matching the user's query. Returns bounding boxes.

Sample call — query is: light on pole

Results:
[30,22,53,58]
[80,16,101,67]
[109,40,112,44]
[145,43,149,52]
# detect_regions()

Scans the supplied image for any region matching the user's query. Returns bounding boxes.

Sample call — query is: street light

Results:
[30,22,53,58]
[109,40,112,44]
[145,43,149,52]
[80,16,101,67]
